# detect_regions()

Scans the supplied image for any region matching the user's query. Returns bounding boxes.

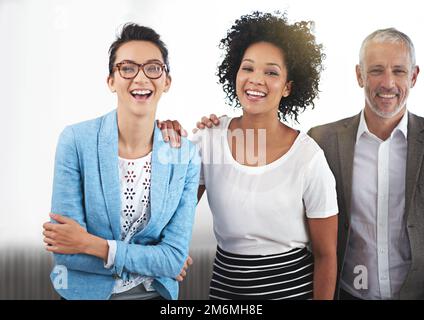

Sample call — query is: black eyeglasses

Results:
[113,60,168,80]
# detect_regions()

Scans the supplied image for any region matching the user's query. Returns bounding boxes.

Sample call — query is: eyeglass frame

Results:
[113,60,168,80]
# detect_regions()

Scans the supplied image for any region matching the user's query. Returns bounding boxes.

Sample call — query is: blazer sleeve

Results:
[50,126,113,276]
[112,142,201,278]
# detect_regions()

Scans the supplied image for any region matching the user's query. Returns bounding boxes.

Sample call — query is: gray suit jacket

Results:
[308,111,424,299]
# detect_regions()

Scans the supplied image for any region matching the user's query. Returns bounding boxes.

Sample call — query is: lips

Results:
[245,89,267,101]
[130,89,153,101]
[376,92,398,99]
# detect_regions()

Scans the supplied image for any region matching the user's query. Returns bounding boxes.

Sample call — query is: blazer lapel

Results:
[337,113,361,219]
[98,110,121,240]
[405,112,424,217]
[149,125,170,228]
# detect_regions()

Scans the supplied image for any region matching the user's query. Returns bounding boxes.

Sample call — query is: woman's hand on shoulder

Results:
[157,114,224,148]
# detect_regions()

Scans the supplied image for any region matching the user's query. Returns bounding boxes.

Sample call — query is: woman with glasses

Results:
[42,23,200,300]
[161,12,338,300]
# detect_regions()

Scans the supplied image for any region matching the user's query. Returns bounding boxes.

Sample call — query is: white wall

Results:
[1,0,423,248]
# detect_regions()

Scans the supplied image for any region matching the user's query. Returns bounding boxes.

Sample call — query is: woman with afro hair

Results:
[161,11,339,300]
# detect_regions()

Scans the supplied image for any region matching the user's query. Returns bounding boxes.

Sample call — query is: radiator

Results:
[0,245,59,300]
[0,245,215,300]
[179,247,215,300]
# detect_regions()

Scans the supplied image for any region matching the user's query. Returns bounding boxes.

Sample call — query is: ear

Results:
[410,65,420,88]
[356,65,364,88]
[282,80,292,97]
[163,74,172,93]
[107,75,116,93]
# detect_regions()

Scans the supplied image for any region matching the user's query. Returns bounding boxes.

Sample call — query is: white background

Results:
[0,0,423,249]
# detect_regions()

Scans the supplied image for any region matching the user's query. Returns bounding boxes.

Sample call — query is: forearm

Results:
[312,253,337,300]
[53,252,113,275]
[83,233,109,262]
[117,242,185,278]
[79,232,179,277]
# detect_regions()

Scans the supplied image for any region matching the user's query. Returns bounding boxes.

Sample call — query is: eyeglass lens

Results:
[119,62,163,79]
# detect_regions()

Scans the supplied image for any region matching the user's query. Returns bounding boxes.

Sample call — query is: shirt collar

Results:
[356,109,408,143]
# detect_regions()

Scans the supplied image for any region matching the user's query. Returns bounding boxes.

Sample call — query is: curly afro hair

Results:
[217,11,325,122]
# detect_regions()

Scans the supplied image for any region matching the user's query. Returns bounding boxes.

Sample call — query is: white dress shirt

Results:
[341,110,412,299]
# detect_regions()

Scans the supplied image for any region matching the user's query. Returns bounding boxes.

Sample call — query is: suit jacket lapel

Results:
[337,113,361,220]
[405,112,424,217]
[98,110,121,240]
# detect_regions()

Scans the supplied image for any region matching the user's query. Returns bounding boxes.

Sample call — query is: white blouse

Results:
[192,116,338,255]
[105,153,154,294]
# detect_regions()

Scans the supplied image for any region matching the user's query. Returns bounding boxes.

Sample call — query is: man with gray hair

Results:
[308,28,423,299]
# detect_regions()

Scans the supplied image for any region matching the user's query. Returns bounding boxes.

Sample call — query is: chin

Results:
[370,105,404,119]
[242,108,261,116]
[126,103,152,117]
[242,105,274,116]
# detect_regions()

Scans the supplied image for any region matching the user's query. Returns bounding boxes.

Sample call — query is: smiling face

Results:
[236,41,291,116]
[357,40,419,119]
[108,40,171,117]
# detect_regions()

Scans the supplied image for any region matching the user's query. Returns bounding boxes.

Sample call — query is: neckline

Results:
[118,151,152,162]
[223,117,303,172]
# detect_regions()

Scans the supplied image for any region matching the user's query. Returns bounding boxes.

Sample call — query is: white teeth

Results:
[378,93,396,98]
[131,89,152,95]
[246,90,266,97]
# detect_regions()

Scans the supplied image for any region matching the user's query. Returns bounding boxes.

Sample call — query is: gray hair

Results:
[359,28,416,70]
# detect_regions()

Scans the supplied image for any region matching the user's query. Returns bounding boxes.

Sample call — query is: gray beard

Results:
[365,95,407,119]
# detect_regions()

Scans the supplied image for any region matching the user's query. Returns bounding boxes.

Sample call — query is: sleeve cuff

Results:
[104,240,117,269]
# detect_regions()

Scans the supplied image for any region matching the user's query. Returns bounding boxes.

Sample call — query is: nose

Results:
[248,70,265,86]
[133,68,150,83]
[380,70,396,90]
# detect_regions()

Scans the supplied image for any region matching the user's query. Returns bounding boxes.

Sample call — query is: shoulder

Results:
[408,111,424,130]
[61,111,113,140]
[182,137,199,158]
[308,115,357,137]
[294,134,335,182]
[161,136,201,167]
[297,132,323,153]
[57,110,115,153]
[307,113,360,146]
[294,132,326,163]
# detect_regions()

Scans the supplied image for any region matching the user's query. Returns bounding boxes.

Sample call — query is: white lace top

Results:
[105,152,154,294]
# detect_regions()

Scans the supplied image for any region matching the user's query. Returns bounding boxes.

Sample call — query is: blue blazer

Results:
[49,110,200,300]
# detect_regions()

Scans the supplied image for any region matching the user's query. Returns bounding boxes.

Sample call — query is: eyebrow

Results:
[119,59,164,65]
[368,64,408,69]
[241,58,282,70]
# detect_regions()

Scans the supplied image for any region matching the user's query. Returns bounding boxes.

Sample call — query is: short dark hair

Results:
[108,23,170,76]
[217,11,325,122]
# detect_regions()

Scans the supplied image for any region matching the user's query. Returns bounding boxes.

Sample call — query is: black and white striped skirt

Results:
[209,246,314,300]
